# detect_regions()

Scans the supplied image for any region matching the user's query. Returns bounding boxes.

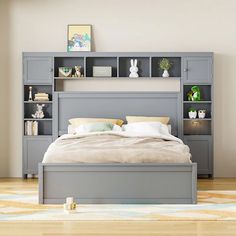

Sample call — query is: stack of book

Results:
[25,121,38,136]
[34,93,49,101]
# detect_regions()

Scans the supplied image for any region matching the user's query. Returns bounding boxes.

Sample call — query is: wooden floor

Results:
[0,178,236,236]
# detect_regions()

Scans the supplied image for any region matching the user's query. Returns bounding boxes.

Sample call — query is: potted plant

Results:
[159,58,172,77]
[188,107,197,119]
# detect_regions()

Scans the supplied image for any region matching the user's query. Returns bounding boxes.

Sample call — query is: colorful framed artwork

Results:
[67,24,92,52]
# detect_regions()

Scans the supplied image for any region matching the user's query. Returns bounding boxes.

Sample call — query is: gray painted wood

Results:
[23,56,53,84]
[23,136,52,175]
[183,57,213,84]
[54,92,180,137]
[182,55,213,177]
[38,163,197,204]
[184,136,212,175]
[22,52,214,203]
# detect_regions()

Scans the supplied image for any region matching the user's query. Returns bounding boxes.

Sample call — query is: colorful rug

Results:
[0,190,236,221]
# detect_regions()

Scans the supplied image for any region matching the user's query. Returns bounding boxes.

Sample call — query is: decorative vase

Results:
[162,69,169,78]
[188,111,197,119]
[198,110,206,119]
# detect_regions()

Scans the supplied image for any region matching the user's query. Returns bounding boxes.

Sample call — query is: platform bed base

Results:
[38,163,197,204]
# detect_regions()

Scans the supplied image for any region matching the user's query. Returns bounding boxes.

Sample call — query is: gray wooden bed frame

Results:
[39,92,197,204]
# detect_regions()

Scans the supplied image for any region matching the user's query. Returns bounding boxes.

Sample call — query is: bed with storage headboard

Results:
[21,51,213,204]
[39,91,197,204]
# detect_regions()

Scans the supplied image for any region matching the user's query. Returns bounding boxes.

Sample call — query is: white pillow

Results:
[123,122,170,135]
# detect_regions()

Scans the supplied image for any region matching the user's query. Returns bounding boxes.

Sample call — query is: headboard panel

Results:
[53,92,181,137]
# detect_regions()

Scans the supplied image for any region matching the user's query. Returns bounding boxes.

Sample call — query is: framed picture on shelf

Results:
[67,24,92,52]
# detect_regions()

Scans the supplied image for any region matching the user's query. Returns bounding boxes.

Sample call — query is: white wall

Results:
[2,0,236,177]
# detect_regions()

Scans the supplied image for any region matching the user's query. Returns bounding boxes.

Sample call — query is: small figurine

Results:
[28,86,33,101]
[129,59,139,78]
[63,197,77,214]
[198,110,206,119]
[187,86,201,101]
[32,104,45,119]
[74,65,81,77]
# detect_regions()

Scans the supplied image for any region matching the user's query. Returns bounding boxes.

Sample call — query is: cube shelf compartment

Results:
[119,57,150,77]
[86,57,117,77]
[24,103,52,119]
[24,85,52,101]
[184,85,211,101]
[152,57,181,77]
[54,57,84,77]
[24,119,52,136]
[183,103,211,119]
[184,120,211,135]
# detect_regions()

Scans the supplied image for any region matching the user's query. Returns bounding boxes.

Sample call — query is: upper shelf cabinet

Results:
[23,56,53,84]
[183,57,212,84]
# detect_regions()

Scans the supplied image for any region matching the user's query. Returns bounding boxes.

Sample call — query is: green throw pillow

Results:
[79,122,114,132]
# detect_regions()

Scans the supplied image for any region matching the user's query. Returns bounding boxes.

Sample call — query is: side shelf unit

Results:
[23,56,54,178]
[23,52,213,178]
[182,56,213,177]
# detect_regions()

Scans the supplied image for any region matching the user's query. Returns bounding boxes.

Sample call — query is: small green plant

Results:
[188,107,196,112]
[159,58,172,70]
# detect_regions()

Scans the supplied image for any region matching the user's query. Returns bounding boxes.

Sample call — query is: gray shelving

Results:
[23,51,214,179]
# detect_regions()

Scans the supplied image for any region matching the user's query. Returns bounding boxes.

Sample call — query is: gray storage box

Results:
[93,66,112,77]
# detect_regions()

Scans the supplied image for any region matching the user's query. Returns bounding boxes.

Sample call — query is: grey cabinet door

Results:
[23,56,53,84]
[23,136,52,174]
[183,57,212,83]
[184,136,212,175]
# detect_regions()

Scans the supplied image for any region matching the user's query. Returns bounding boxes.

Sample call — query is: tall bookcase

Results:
[23,56,53,178]
[22,52,213,178]
[182,56,213,178]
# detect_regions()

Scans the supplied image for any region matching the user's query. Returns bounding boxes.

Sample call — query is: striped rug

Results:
[0,190,236,221]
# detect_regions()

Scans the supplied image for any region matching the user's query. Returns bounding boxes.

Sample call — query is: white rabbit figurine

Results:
[32,104,45,119]
[129,59,139,78]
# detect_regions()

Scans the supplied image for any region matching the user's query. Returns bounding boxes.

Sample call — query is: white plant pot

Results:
[198,110,206,119]
[188,111,197,119]
[162,69,169,78]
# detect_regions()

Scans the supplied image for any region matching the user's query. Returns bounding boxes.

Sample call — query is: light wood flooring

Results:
[0,178,236,236]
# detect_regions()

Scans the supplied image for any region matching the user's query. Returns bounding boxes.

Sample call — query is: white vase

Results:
[198,110,206,119]
[162,69,169,78]
[188,111,197,119]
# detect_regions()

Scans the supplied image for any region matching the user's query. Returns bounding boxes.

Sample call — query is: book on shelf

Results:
[34,93,49,101]
[25,121,38,136]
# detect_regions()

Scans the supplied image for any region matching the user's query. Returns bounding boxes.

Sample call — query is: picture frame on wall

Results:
[67,24,92,52]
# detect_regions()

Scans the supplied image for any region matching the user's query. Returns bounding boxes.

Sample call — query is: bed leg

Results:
[23,174,27,179]
[38,163,44,204]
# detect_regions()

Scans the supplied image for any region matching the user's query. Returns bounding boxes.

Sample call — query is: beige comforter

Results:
[42,131,191,164]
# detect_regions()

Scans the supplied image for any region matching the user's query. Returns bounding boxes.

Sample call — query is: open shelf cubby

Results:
[24,85,52,101]
[24,103,52,119]
[86,57,117,77]
[184,85,211,101]
[151,57,181,77]
[24,120,52,136]
[183,103,211,119]
[54,57,85,77]
[184,120,211,135]
[119,57,150,77]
